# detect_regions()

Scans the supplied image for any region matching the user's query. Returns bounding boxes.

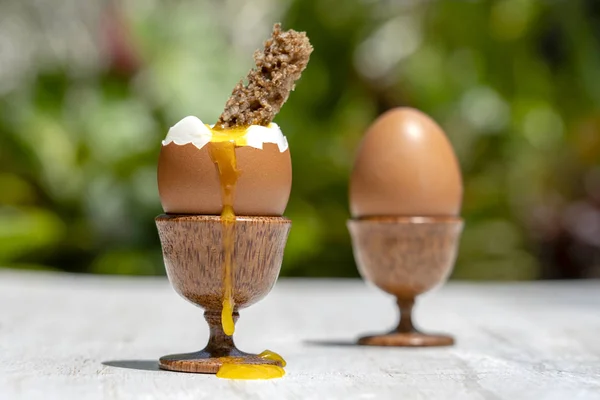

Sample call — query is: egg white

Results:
[162,116,289,152]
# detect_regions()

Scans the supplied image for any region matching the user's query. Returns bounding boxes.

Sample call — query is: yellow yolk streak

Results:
[207,126,285,380]
[208,138,241,337]
[208,128,248,336]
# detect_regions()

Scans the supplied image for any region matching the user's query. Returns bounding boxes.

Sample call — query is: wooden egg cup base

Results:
[159,311,281,373]
[358,298,454,347]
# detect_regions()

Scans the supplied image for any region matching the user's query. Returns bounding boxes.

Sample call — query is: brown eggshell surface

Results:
[158,143,291,216]
[350,107,462,218]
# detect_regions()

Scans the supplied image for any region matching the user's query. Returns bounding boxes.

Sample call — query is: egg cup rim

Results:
[156,214,291,224]
[349,216,462,224]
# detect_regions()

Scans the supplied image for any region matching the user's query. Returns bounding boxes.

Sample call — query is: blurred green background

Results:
[1,0,599,280]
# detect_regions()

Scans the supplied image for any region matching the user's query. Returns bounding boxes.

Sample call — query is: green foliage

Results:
[1,0,599,279]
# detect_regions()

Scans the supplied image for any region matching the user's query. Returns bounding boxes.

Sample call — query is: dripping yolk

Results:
[207,125,286,380]
[208,128,246,337]
[221,295,235,336]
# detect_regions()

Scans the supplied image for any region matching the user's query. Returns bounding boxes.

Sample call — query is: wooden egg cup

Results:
[348,216,463,347]
[155,214,291,373]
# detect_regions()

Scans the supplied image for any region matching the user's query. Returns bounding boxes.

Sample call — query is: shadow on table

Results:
[102,360,160,372]
[303,339,359,347]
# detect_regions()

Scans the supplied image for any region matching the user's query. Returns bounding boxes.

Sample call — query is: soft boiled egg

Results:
[157,116,292,216]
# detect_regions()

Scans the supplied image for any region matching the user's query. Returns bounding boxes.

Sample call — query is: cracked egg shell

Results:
[158,143,292,216]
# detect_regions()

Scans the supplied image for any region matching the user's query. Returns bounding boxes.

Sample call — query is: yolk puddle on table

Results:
[216,350,286,380]
[208,126,286,380]
[217,363,285,380]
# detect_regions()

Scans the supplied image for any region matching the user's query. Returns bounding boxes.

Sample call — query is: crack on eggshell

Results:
[162,116,288,152]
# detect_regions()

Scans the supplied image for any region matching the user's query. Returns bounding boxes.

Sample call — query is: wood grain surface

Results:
[348,217,463,346]
[156,214,291,311]
[155,215,290,372]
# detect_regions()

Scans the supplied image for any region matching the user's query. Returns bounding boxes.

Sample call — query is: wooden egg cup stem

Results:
[358,296,454,347]
[396,298,417,334]
[203,311,240,357]
[159,310,282,373]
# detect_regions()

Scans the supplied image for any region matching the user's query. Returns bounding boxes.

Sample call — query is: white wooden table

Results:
[1,270,599,400]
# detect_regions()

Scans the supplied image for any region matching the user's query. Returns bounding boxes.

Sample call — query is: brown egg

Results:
[349,107,462,218]
[158,143,291,216]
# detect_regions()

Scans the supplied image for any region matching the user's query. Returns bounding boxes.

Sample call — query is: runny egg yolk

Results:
[258,349,287,367]
[207,125,286,380]
[207,130,245,337]
[217,350,286,379]
[216,350,286,380]
[217,364,285,380]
